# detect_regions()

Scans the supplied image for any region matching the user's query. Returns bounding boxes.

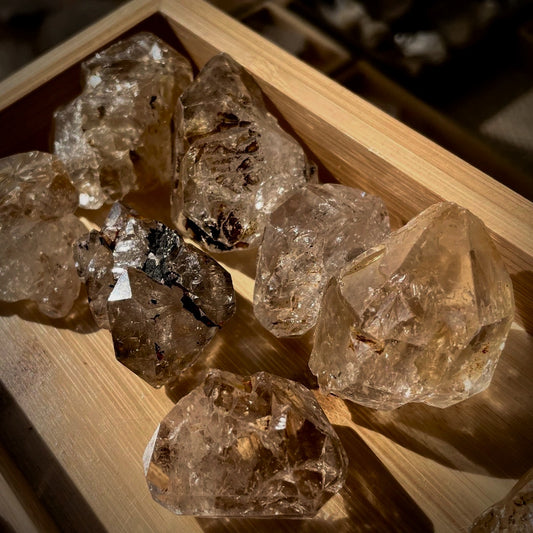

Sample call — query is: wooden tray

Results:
[0,1,532,531]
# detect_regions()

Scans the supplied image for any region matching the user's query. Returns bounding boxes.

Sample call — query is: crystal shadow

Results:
[164,294,433,529]
[347,327,533,478]
[0,287,98,334]
[165,292,317,404]
[510,270,533,335]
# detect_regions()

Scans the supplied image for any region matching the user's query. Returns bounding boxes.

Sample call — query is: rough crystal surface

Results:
[0,151,85,317]
[74,203,235,387]
[54,32,193,209]
[471,467,533,532]
[144,369,348,517]
[309,202,515,409]
[254,184,390,337]
[171,53,317,252]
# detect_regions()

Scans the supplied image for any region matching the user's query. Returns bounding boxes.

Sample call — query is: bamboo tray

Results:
[0,1,532,532]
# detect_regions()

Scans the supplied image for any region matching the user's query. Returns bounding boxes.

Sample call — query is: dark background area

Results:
[0,0,532,199]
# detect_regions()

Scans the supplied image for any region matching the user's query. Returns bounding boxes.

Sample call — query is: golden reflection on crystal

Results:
[310,202,515,410]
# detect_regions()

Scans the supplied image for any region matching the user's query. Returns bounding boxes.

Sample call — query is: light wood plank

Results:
[0,309,203,533]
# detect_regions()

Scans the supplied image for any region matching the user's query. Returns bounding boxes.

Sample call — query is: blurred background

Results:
[0,0,531,199]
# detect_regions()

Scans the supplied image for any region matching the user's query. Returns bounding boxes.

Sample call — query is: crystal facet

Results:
[74,203,235,387]
[144,369,348,517]
[254,184,390,337]
[54,32,193,209]
[171,53,317,252]
[0,151,85,317]
[309,202,515,409]
[471,467,533,532]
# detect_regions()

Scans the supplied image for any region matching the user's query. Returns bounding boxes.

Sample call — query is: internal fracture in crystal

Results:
[0,151,85,317]
[74,203,235,387]
[54,32,193,209]
[171,53,317,252]
[309,202,515,409]
[254,184,390,337]
[471,467,533,532]
[144,369,348,517]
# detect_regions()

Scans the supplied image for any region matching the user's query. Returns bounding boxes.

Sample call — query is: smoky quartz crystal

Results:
[74,203,235,387]
[471,467,533,532]
[254,183,390,337]
[54,32,193,209]
[171,53,317,252]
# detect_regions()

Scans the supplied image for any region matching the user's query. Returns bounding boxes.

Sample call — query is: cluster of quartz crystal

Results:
[471,467,533,532]
[309,202,515,409]
[74,203,235,387]
[54,32,193,209]
[144,369,348,517]
[171,53,317,252]
[3,32,518,522]
[0,152,85,317]
[254,183,390,337]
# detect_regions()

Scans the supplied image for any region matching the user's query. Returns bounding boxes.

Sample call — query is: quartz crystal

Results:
[254,184,390,337]
[309,202,515,409]
[471,467,533,532]
[144,369,348,517]
[74,203,235,387]
[54,32,193,209]
[171,53,317,252]
[0,151,85,317]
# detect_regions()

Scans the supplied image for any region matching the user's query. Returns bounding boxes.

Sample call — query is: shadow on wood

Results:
[0,384,106,533]
[347,327,533,478]
[166,292,317,404]
[510,270,533,335]
[0,287,98,334]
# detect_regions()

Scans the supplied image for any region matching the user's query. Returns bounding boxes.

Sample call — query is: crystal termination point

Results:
[310,202,515,409]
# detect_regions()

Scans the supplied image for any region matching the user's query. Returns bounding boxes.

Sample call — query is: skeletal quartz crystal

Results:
[144,369,348,517]
[74,203,235,387]
[254,184,390,337]
[309,202,515,409]
[470,467,533,532]
[54,32,193,209]
[0,152,85,317]
[171,53,317,252]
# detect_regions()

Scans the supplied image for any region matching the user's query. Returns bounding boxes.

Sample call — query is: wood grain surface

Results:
[0,1,532,532]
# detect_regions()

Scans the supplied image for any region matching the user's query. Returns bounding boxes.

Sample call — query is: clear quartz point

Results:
[309,202,515,409]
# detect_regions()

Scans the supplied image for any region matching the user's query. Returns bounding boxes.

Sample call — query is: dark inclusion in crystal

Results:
[74,203,236,387]
[171,53,317,252]
[144,369,348,517]
[54,32,193,209]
